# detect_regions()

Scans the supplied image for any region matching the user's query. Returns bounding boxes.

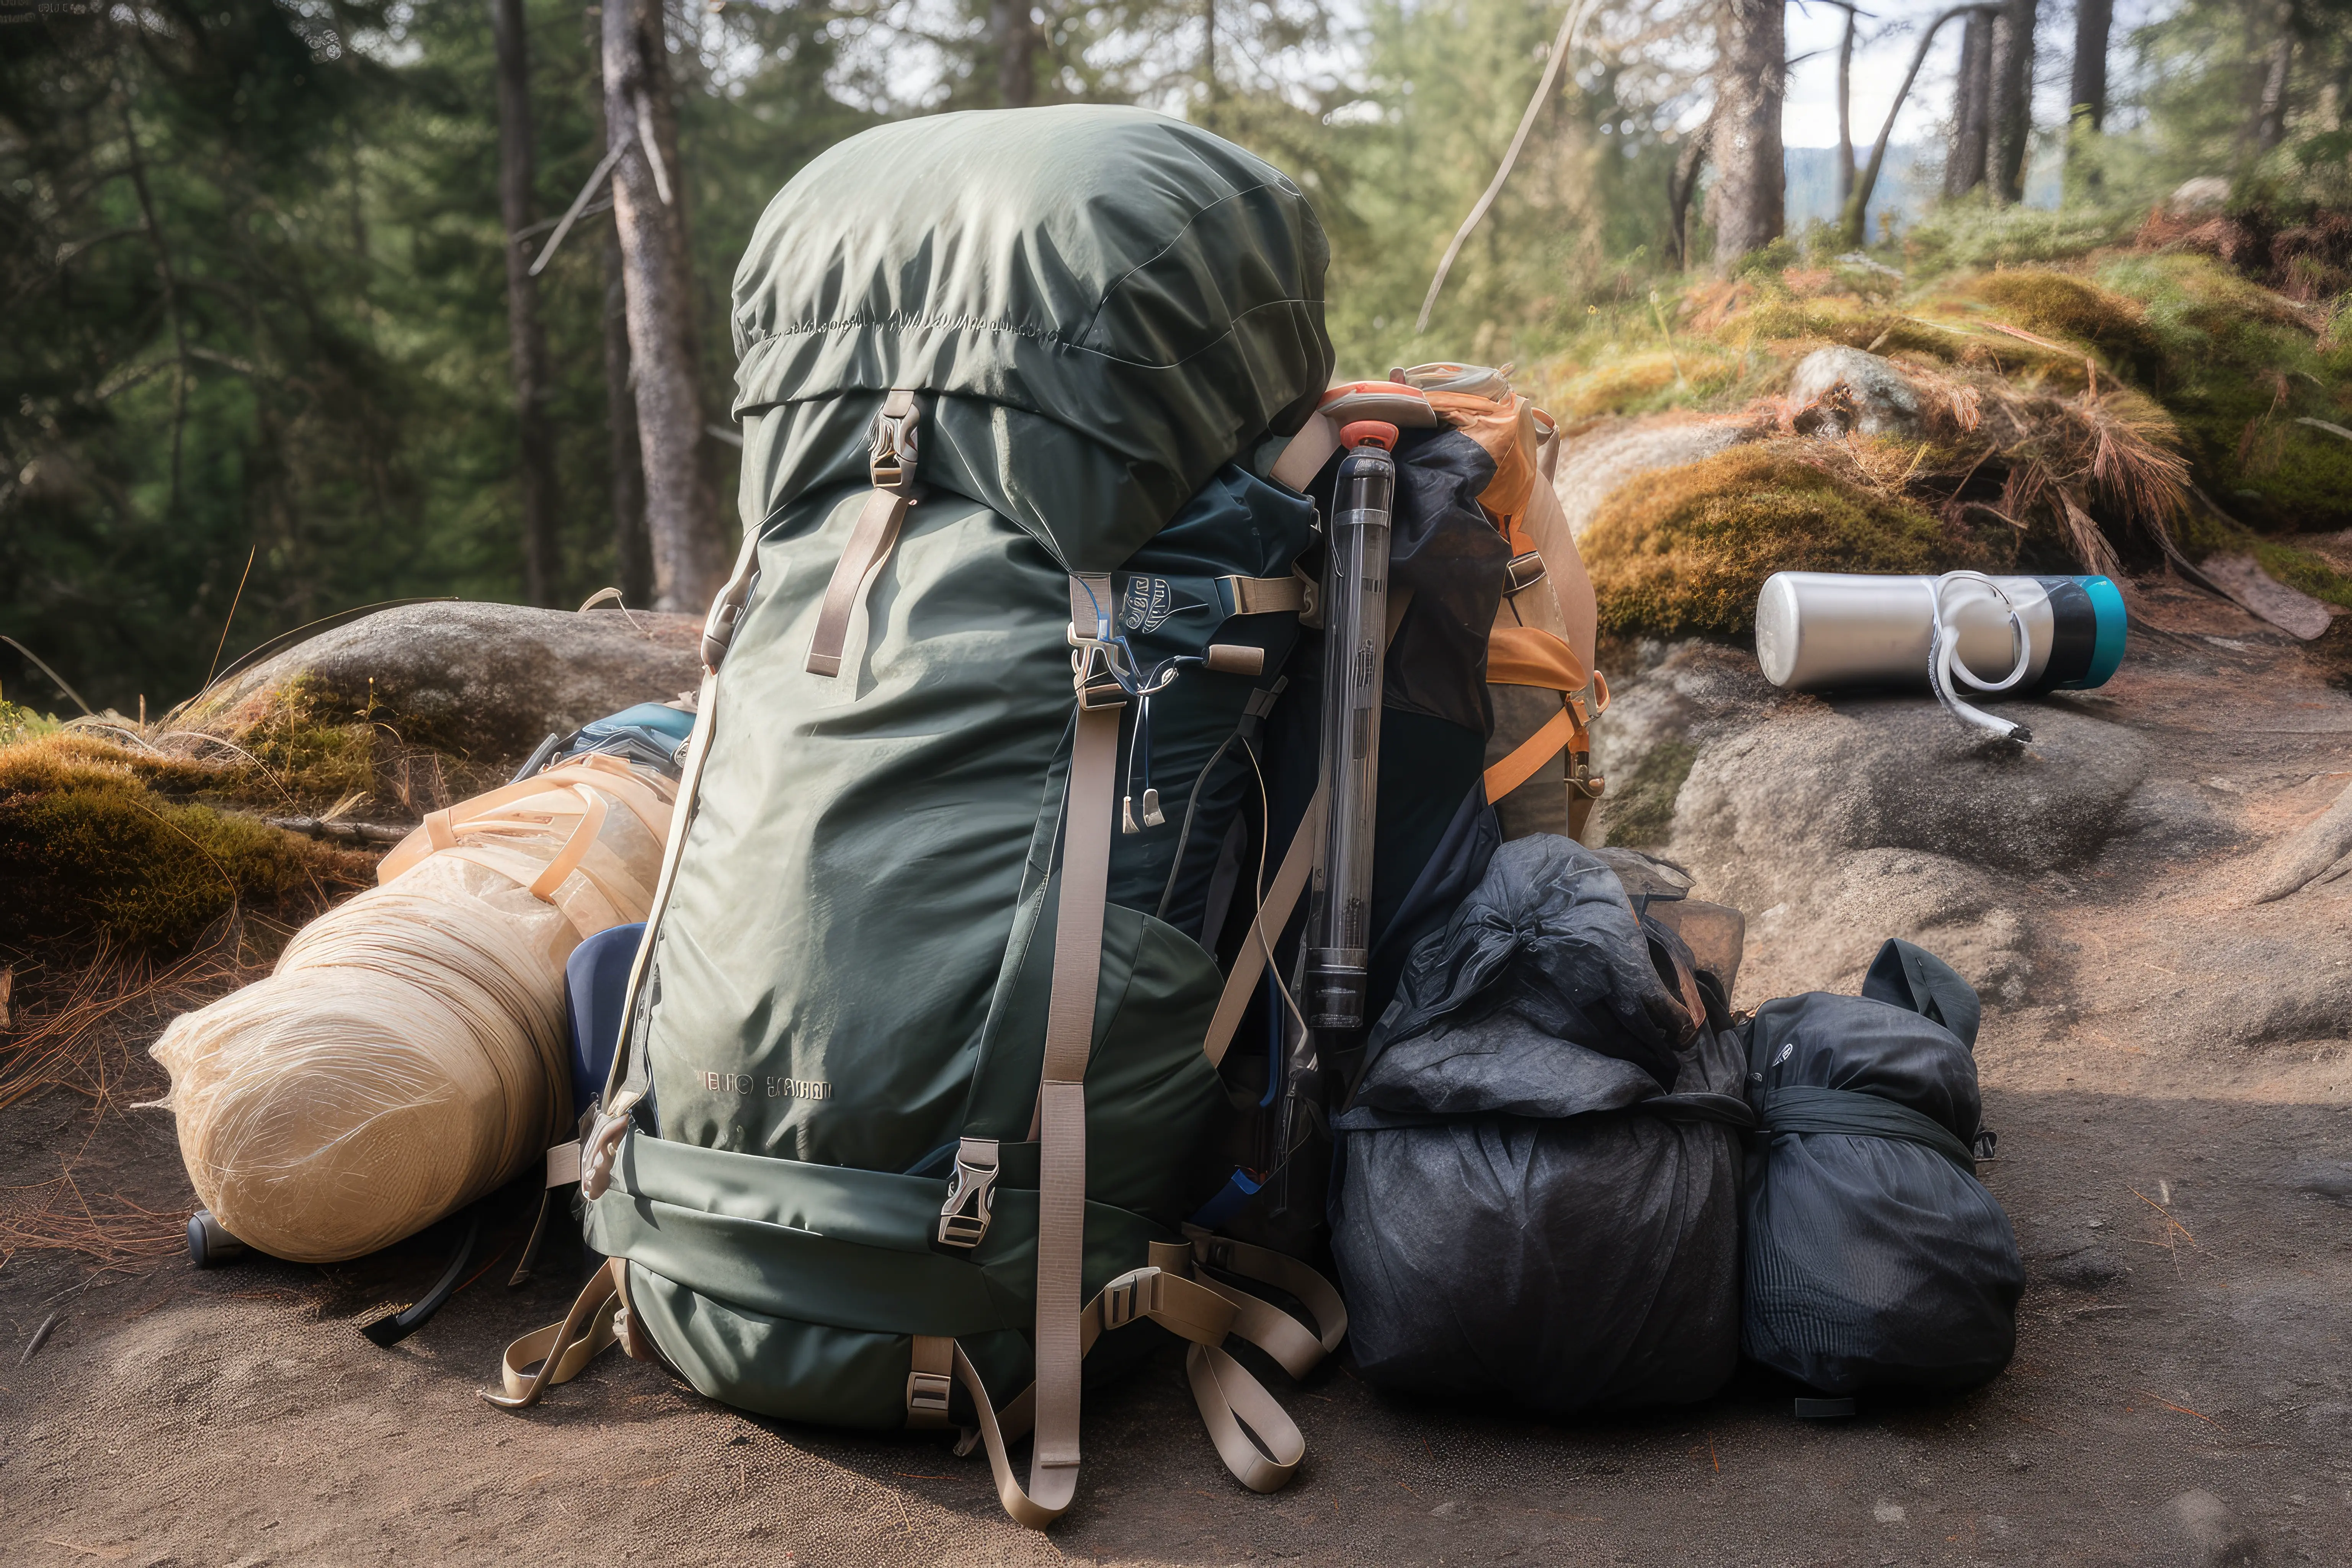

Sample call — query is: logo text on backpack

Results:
[1118,575,1175,634]
[698,1070,832,1101]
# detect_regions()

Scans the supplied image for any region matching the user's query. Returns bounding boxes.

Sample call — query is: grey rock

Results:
[1587,639,1781,849]
[2104,779,2246,862]
[2168,176,2233,215]
[2286,1162,2352,1202]
[1551,418,1756,539]
[178,601,703,769]
[2159,1488,2264,1567]
[1786,346,1922,437]
[1673,697,2153,875]
[2032,1241,2126,1291]
[1733,848,2032,1003]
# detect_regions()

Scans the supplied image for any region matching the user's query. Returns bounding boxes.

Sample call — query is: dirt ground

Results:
[3,574,2349,1567]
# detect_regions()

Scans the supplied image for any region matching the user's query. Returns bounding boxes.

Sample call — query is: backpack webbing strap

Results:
[583,519,763,1198]
[1015,573,1127,1522]
[1760,1086,1981,1174]
[807,389,921,678]
[1202,784,1326,1069]
[1481,624,1610,828]
[480,1257,624,1411]
[949,1238,1336,1524]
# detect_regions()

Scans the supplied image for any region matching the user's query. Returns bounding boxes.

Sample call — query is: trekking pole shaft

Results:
[1306,433,1397,1030]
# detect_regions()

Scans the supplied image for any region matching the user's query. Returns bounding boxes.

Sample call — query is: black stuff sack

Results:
[1330,836,1752,1414]
[1741,939,2025,1396]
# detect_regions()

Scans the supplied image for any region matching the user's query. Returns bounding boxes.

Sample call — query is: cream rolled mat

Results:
[150,753,676,1263]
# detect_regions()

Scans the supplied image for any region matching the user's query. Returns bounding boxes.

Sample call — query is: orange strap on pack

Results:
[1481,625,1609,805]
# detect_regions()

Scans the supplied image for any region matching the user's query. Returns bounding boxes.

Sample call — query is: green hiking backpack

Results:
[490,105,1356,1529]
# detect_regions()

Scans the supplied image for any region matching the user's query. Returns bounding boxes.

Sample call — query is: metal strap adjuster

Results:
[1101,1267,1163,1331]
[869,389,921,497]
[1568,749,1605,801]
[906,1369,952,1418]
[1504,550,1547,596]
[1068,635,1129,711]
[936,1137,1000,1248]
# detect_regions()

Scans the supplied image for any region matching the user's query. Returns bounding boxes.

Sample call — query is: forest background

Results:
[3,0,2347,713]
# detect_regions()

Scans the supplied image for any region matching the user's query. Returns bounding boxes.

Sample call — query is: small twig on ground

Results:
[18,1310,60,1366]
[2137,1390,2216,1424]
[264,816,409,845]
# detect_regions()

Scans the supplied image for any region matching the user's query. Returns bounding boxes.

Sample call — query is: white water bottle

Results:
[1755,572,2126,740]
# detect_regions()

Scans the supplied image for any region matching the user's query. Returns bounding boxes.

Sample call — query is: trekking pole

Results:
[1303,382,1432,1031]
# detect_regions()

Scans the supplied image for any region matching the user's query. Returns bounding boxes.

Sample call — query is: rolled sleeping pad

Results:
[1755,573,2125,696]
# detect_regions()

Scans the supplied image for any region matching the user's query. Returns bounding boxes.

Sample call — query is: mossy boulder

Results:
[176,601,703,813]
[0,734,376,951]
[1582,445,1991,638]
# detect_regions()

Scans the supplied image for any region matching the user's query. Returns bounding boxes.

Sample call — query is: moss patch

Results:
[1965,271,2168,384]
[1601,740,1696,849]
[2089,252,2352,532]
[0,734,377,951]
[1584,445,1991,638]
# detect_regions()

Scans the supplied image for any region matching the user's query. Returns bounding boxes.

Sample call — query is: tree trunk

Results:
[1709,0,1785,271]
[1946,10,1993,197]
[1668,124,1711,270]
[2069,0,2111,129]
[603,0,725,614]
[2252,29,2295,152]
[1988,0,2037,203]
[1201,0,1218,105]
[493,0,562,608]
[1844,4,1995,247]
[586,7,652,608]
[992,0,1036,107]
[603,227,652,607]
[1834,3,1858,211]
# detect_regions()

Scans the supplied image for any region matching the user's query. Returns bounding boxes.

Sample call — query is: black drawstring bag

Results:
[1331,836,1751,1413]
[1740,939,2024,1395]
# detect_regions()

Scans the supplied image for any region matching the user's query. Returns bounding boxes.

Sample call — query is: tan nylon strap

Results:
[1186,1229,1349,1355]
[1185,1343,1305,1494]
[526,787,608,901]
[1219,574,1307,616]
[480,1257,623,1410]
[906,1334,955,1429]
[586,519,763,1167]
[1029,583,1123,1501]
[582,668,720,1196]
[945,1252,1320,1528]
[949,1342,1076,1530]
[805,487,911,678]
[1268,410,1339,493]
[1202,784,1326,1068]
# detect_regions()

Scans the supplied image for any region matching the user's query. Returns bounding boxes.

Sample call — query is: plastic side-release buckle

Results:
[936,1137,1000,1248]
[907,1369,952,1418]
[1504,550,1548,596]
[869,389,922,497]
[1100,1267,1164,1331]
